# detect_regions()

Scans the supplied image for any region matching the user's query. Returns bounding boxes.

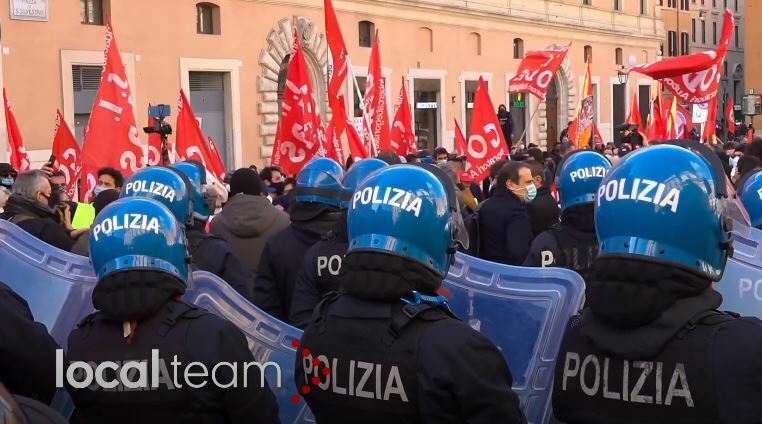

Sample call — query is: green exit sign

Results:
[512,99,525,108]
[510,94,525,108]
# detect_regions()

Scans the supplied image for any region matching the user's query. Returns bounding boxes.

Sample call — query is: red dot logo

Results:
[301,385,311,395]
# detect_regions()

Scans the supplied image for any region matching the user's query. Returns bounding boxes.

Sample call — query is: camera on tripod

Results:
[143,104,173,137]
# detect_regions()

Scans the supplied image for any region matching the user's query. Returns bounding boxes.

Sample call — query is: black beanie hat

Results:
[229,168,264,197]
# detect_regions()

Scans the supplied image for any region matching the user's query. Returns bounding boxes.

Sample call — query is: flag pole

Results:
[517,100,541,151]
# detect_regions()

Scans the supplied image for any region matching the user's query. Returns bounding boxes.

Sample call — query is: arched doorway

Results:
[546,77,559,151]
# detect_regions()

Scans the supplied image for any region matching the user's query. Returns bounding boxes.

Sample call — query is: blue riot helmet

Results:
[295,157,345,208]
[347,164,469,277]
[89,197,190,283]
[340,158,388,209]
[738,169,762,228]
[119,166,194,226]
[556,150,612,210]
[171,160,216,221]
[595,144,732,281]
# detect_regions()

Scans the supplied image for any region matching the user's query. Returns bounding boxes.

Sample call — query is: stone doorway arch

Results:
[258,16,329,159]
[538,45,576,149]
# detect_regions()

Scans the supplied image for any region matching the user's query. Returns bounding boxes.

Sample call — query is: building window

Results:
[735,0,738,11]
[196,3,220,35]
[614,0,622,11]
[615,48,623,65]
[80,0,106,25]
[668,0,676,7]
[73,65,103,142]
[470,33,482,56]
[712,0,716,7]
[668,31,678,56]
[513,38,524,59]
[681,32,689,55]
[713,21,717,45]
[359,21,375,47]
[681,0,690,10]
[692,19,696,42]
[724,0,727,8]
[641,0,648,14]
[701,20,706,44]
[584,45,592,62]
[417,27,433,52]
[583,0,591,5]
[735,25,739,48]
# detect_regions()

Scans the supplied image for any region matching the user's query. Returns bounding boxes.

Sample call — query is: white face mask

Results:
[730,156,740,168]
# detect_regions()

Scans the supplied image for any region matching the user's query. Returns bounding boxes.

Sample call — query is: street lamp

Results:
[617,66,628,85]
[722,78,729,142]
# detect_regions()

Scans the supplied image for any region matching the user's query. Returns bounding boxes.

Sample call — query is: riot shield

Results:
[442,252,586,424]
[185,271,312,423]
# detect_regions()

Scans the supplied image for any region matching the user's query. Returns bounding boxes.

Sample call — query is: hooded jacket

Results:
[0,194,76,252]
[253,202,340,321]
[210,193,290,275]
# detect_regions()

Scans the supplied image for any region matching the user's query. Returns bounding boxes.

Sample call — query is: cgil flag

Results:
[389,79,416,156]
[175,90,226,183]
[463,77,508,183]
[508,44,570,100]
[4,89,29,172]
[51,110,81,199]
[362,32,389,156]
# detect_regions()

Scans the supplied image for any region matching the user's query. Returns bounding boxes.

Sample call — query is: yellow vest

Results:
[71,202,96,230]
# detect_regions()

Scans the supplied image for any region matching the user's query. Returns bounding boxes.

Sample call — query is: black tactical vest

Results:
[547,224,599,277]
[66,302,228,424]
[297,293,453,423]
[313,232,349,297]
[553,310,738,424]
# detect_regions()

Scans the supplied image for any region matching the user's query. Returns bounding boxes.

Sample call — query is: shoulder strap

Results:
[158,302,205,337]
[676,309,739,339]
[383,302,454,347]
[311,291,341,334]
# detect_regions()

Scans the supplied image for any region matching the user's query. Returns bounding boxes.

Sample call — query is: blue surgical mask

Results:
[0,178,13,187]
[94,186,107,196]
[525,183,538,203]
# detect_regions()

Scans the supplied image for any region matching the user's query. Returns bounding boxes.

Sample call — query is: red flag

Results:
[362,32,390,155]
[324,0,349,113]
[3,89,29,172]
[645,81,666,142]
[508,45,570,100]
[80,22,142,201]
[271,31,325,174]
[146,104,163,166]
[454,119,467,157]
[726,99,736,135]
[463,77,508,183]
[389,80,415,156]
[703,97,718,143]
[569,60,595,148]
[51,110,81,199]
[676,102,695,138]
[324,118,346,165]
[626,85,643,129]
[175,90,226,182]
[627,10,734,104]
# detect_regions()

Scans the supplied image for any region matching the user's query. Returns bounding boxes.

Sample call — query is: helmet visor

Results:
[451,201,470,250]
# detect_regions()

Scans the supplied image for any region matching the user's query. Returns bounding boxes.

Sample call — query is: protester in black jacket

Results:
[525,160,559,238]
[0,170,84,252]
[478,161,534,265]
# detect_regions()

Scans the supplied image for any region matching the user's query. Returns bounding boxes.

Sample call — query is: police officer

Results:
[255,158,343,321]
[170,161,254,302]
[737,168,762,230]
[289,158,388,328]
[295,164,525,423]
[65,197,279,423]
[523,150,611,278]
[552,145,762,424]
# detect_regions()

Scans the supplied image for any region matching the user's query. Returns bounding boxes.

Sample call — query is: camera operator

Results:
[0,170,87,253]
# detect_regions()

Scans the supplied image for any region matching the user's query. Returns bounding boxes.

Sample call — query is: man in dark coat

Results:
[525,160,559,238]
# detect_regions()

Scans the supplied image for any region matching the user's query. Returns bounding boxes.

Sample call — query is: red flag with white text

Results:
[52,110,81,199]
[325,0,349,113]
[463,77,508,183]
[80,22,142,201]
[726,99,736,135]
[508,45,570,100]
[271,31,325,174]
[175,90,226,182]
[389,80,415,156]
[362,33,390,155]
[627,10,734,104]
[4,89,29,172]
[454,119,467,157]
